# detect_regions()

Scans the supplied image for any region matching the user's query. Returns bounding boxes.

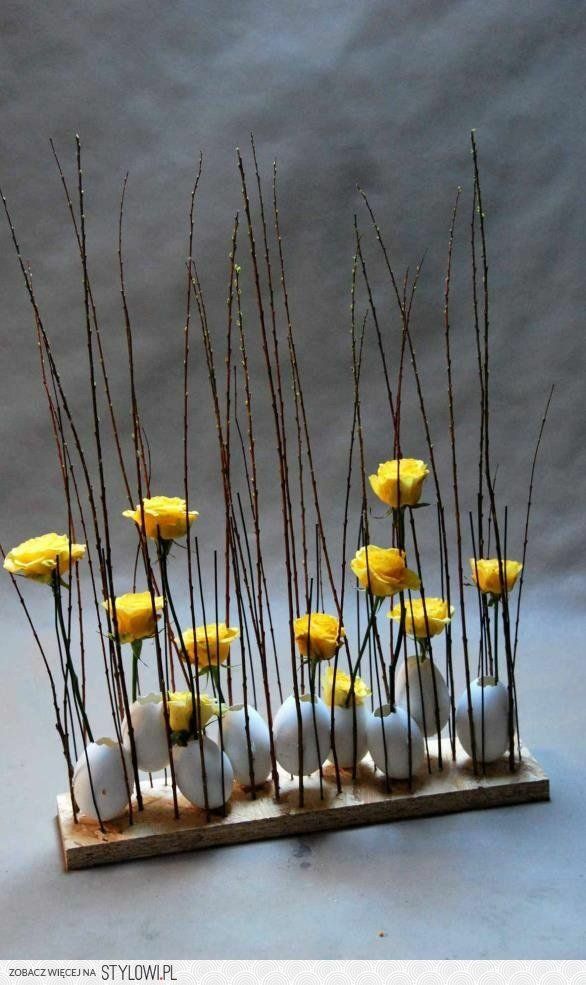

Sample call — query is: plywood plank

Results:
[56,742,549,870]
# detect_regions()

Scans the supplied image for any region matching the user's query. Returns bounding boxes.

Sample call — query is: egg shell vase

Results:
[222,704,272,787]
[174,735,234,810]
[73,738,134,822]
[456,676,510,763]
[122,693,170,773]
[327,702,369,769]
[367,705,425,779]
[273,693,330,776]
[395,654,451,738]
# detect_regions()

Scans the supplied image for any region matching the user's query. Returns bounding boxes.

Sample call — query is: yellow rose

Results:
[167,690,219,733]
[322,666,371,707]
[369,458,430,508]
[175,623,240,670]
[3,533,86,584]
[470,558,523,596]
[293,612,345,662]
[350,545,420,598]
[102,591,164,645]
[123,496,198,541]
[389,596,454,638]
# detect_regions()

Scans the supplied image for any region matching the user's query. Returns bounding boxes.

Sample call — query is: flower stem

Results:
[493,597,499,682]
[131,639,143,703]
[388,508,407,708]
[346,596,382,705]
[51,575,94,743]
[309,657,318,701]
[388,595,405,709]
[392,506,406,551]
[209,665,226,706]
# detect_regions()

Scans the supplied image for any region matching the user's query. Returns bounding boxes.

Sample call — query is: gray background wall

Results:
[0,0,584,961]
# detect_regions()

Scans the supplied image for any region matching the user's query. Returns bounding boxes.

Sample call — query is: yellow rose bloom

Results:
[350,545,420,598]
[389,596,454,638]
[123,495,198,541]
[167,690,219,733]
[3,533,86,584]
[293,612,345,661]
[470,558,523,596]
[175,623,240,670]
[322,666,371,707]
[102,591,164,645]
[369,458,430,508]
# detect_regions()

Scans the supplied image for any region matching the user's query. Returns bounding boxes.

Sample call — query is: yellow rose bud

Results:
[322,665,371,707]
[167,690,219,733]
[293,612,345,662]
[102,592,164,645]
[3,533,86,584]
[175,623,240,670]
[369,458,430,509]
[123,495,198,541]
[469,558,523,596]
[389,596,454,638]
[350,545,420,598]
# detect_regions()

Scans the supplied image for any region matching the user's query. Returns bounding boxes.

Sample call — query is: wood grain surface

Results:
[57,742,549,870]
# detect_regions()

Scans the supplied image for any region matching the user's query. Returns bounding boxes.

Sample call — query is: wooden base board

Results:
[57,742,549,870]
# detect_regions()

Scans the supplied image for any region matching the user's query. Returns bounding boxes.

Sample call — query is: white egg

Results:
[221,704,272,787]
[73,738,134,822]
[327,702,369,769]
[122,692,170,773]
[367,704,425,779]
[395,654,451,737]
[456,676,510,763]
[174,736,234,810]
[273,693,330,776]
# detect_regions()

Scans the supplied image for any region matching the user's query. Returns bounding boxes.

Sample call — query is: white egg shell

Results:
[273,693,330,776]
[456,676,510,763]
[327,702,369,769]
[122,693,169,773]
[395,654,451,737]
[73,738,134,822]
[222,704,272,787]
[367,705,424,779]
[174,736,234,810]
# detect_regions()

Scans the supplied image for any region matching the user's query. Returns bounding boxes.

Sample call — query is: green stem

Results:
[392,506,406,551]
[388,593,405,709]
[346,596,382,706]
[388,508,407,709]
[309,658,318,700]
[52,576,94,743]
[158,539,198,733]
[493,597,499,682]
[209,665,226,706]
[131,639,143,703]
